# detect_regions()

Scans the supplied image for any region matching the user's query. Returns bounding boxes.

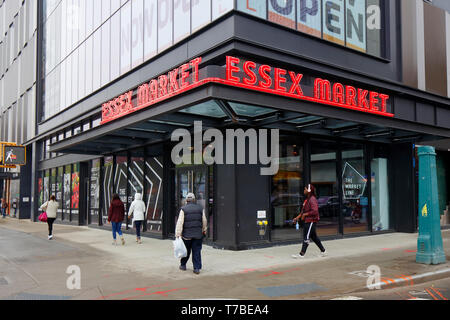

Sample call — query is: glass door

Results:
[311,141,339,237]
[341,144,370,234]
[177,168,207,212]
[174,166,214,239]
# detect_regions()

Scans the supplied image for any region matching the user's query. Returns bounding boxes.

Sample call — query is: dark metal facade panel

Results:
[436,108,450,128]
[393,96,416,122]
[416,102,435,126]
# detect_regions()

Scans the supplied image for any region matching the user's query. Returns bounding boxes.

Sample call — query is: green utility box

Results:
[416,146,446,265]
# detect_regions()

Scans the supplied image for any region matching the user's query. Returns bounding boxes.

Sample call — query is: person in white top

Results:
[128,193,146,244]
[40,195,59,240]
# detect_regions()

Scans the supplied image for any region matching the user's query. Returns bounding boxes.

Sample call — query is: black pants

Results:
[135,221,142,238]
[47,218,56,236]
[180,238,203,270]
[300,222,325,255]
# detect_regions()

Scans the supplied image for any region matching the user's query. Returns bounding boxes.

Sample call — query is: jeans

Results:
[1,208,6,218]
[135,221,142,238]
[111,222,123,240]
[300,222,325,255]
[47,218,56,236]
[180,238,203,270]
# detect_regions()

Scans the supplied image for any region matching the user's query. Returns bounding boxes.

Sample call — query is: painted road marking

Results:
[367,267,450,290]
[261,267,302,277]
[94,283,170,300]
[429,287,448,300]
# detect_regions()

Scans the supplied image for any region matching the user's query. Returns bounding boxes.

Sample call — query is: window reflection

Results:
[271,139,304,241]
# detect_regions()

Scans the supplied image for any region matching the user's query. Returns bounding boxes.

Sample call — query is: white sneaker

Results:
[320,251,328,257]
[291,253,305,259]
[48,235,53,240]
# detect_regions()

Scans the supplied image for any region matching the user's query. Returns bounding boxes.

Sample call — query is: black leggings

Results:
[47,218,56,236]
[300,222,325,255]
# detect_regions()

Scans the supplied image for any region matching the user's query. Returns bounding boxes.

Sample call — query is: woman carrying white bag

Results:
[127,193,146,244]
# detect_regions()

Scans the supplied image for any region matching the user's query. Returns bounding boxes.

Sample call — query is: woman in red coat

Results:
[108,194,125,246]
[292,184,327,258]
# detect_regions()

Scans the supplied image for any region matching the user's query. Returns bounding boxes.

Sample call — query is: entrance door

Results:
[341,144,369,234]
[177,168,207,211]
[175,167,210,236]
[310,141,340,237]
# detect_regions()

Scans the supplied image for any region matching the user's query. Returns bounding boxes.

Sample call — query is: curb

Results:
[353,266,450,293]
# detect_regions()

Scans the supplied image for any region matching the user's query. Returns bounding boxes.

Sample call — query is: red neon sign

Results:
[225,56,391,117]
[101,56,393,124]
[101,58,202,124]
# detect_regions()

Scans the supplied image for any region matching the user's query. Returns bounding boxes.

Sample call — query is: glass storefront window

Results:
[63,165,71,221]
[38,173,44,209]
[50,167,57,205]
[311,140,339,237]
[90,159,101,225]
[371,145,390,231]
[129,151,145,227]
[44,170,50,204]
[115,154,128,212]
[71,163,80,222]
[271,139,304,241]
[57,167,63,220]
[145,146,164,233]
[341,144,369,234]
[102,156,114,225]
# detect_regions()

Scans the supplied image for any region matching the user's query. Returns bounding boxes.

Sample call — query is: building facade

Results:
[1,0,449,250]
[0,0,38,217]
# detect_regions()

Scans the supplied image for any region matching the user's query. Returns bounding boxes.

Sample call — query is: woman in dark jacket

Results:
[108,194,125,246]
[292,184,327,258]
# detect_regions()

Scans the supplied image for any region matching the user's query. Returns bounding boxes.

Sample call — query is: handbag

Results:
[38,212,48,222]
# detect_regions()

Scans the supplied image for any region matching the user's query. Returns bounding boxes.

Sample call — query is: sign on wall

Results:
[297,0,322,37]
[100,55,393,125]
[269,0,296,29]
[345,0,366,52]
[322,0,345,45]
[342,162,367,199]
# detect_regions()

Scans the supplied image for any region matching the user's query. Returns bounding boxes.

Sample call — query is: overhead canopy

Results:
[50,99,445,156]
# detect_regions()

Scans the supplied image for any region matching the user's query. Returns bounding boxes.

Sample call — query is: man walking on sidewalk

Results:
[175,193,208,275]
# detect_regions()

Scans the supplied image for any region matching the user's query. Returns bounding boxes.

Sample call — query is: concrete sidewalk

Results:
[1,217,450,299]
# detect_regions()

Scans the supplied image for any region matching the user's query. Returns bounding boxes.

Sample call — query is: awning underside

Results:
[50,99,445,155]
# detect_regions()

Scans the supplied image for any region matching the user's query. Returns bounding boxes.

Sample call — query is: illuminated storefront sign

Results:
[101,55,392,124]
[224,56,392,117]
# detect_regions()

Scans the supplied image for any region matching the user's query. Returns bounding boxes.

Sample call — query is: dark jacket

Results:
[181,203,204,240]
[303,195,320,223]
[108,199,125,223]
